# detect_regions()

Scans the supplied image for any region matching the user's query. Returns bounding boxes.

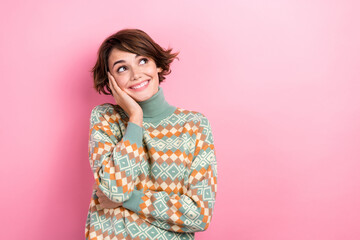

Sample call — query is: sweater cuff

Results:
[123,189,144,213]
[123,122,143,145]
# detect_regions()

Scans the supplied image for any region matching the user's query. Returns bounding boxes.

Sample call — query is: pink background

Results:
[1,0,360,239]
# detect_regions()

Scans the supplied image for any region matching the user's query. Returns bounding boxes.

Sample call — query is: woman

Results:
[85,28,217,240]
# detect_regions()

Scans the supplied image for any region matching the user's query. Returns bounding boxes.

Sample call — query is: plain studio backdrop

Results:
[1,0,359,239]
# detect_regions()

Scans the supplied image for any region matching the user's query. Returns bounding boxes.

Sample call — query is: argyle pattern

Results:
[85,103,217,240]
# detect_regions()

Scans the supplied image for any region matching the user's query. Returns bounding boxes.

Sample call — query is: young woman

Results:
[85,28,217,240]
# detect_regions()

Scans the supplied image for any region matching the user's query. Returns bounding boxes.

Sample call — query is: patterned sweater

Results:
[85,86,217,240]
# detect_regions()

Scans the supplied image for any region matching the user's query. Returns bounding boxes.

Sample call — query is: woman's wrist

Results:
[129,115,143,127]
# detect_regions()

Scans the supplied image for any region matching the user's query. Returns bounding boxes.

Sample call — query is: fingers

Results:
[107,72,115,94]
[93,183,101,195]
[107,72,115,89]
[107,72,123,94]
[96,190,103,197]
[107,71,115,81]
[97,193,110,207]
[93,184,108,209]
[98,195,105,204]
[95,186,104,197]
[93,182,103,199]
[98,196,122,209]
[93,185,123,209]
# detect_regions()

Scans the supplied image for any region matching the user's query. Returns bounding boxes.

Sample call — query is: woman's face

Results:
[107,48,162,102]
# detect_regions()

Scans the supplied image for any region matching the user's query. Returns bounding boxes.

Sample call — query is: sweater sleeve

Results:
[88,105,145,203]
[122,116,218,232]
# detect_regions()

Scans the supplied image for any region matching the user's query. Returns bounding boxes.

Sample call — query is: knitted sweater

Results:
[85,86,217,240]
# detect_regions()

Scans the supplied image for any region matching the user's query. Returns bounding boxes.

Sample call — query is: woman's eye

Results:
[117,66,126,73]
[140,58,148,65]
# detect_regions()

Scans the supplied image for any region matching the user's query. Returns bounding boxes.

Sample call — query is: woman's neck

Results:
[136,86,177,123]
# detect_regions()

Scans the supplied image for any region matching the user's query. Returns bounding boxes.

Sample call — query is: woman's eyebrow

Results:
[113,54,140,68]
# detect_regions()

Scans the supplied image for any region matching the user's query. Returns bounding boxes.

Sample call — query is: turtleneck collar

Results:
[136,86,177,123]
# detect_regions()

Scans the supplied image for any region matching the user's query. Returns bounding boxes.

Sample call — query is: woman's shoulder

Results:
[90,103,128,122]
[173,107,210,126]
[91,102,118,113]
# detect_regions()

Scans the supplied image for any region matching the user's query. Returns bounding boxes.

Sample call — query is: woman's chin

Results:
[127,84,159,102]
[134,94,151,102]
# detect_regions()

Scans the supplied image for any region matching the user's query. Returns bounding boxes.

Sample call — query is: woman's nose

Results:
[131,66,142,80]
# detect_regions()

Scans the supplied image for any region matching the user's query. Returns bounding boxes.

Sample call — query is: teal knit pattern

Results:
[85,87,217,240]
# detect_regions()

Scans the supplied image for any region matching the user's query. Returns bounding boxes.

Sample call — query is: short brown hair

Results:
[92,29,179,95]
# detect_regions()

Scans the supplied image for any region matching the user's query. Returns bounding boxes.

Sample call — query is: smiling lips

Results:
[129,80,150,90]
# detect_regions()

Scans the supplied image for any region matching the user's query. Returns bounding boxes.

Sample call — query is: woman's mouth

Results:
[129,80,150,91]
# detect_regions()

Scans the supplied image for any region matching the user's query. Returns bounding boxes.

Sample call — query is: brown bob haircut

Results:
[92,29,179,95]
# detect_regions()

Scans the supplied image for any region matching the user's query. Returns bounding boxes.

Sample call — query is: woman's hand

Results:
[93,182,122,209]
[107,72,143,126]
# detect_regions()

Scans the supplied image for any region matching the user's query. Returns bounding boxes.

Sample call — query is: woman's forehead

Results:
[110,48,137,58]
[108,48,153,63]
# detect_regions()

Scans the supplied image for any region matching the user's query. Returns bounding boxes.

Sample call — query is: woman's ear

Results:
[157,67,163,73]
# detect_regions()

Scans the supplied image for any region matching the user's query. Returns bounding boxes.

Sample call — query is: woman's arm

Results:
[122,116,218,233]
[89,105,145,204]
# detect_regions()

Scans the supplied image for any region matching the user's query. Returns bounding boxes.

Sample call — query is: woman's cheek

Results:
[147,67,157,76]
[115,77,126,89]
